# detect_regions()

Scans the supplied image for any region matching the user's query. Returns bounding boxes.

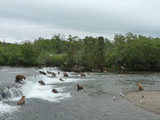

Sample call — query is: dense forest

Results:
[1,32,160,72]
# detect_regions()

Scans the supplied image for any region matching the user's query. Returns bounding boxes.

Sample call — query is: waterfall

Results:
[1,87,22,100]
[0,85,23,101]
[0,67,76,116]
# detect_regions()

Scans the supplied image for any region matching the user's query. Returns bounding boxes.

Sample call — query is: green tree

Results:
[20,42,38,66]
[96,36,105,71]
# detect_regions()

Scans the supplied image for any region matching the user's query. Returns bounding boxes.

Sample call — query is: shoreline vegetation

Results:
[1,32,160,72]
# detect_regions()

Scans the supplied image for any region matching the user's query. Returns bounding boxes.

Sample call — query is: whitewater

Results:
[0,67,89,118]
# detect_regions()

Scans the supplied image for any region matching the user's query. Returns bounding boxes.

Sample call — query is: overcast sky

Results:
[0,0,160,43]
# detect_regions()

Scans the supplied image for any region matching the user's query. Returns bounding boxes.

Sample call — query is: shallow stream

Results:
[0,66,160,120]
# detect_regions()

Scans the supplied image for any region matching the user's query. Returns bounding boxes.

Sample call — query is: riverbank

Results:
[125,91,160,114]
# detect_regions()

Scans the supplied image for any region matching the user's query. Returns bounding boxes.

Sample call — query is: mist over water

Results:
[0,67,160,120]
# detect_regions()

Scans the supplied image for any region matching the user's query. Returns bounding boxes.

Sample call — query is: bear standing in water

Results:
[77,84,83,90]
[15,75,25,82]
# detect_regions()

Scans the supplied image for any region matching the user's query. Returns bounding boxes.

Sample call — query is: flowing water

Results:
[0,66,160,120]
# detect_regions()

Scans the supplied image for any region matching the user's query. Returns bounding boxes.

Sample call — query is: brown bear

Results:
[59,78,64,81]
[39,71,46,75]
[17,96,25,105]
[38,80,45,85]
[63,72,68,77]
[52,73,56,77]
[136,83,144,91]
[80,73,86,76]
[77,84,83,90]
[52,89,58,93]
[119,75,126,77]
[47,71,56,77]
[15,75,25,82]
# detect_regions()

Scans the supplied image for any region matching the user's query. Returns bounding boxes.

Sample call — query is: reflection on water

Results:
[0,67,160,120]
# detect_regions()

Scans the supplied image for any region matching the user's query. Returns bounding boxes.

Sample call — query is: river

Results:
[0,66,160,120]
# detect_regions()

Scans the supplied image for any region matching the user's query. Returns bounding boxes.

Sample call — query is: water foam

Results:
[0,67,91,117]
[27,84,71,102]
[1,68,89,103]
[0,101,19,115]
[0,67,74,116]
[18,69,72,102]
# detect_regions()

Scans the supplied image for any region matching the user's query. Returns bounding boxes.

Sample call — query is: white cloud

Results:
[0,0,160,43]
[0,18,115,43]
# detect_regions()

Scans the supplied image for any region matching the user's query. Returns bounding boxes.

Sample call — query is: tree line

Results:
[1,32,160,72]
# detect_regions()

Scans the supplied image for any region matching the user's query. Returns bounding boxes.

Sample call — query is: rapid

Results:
[0,66,160,120]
